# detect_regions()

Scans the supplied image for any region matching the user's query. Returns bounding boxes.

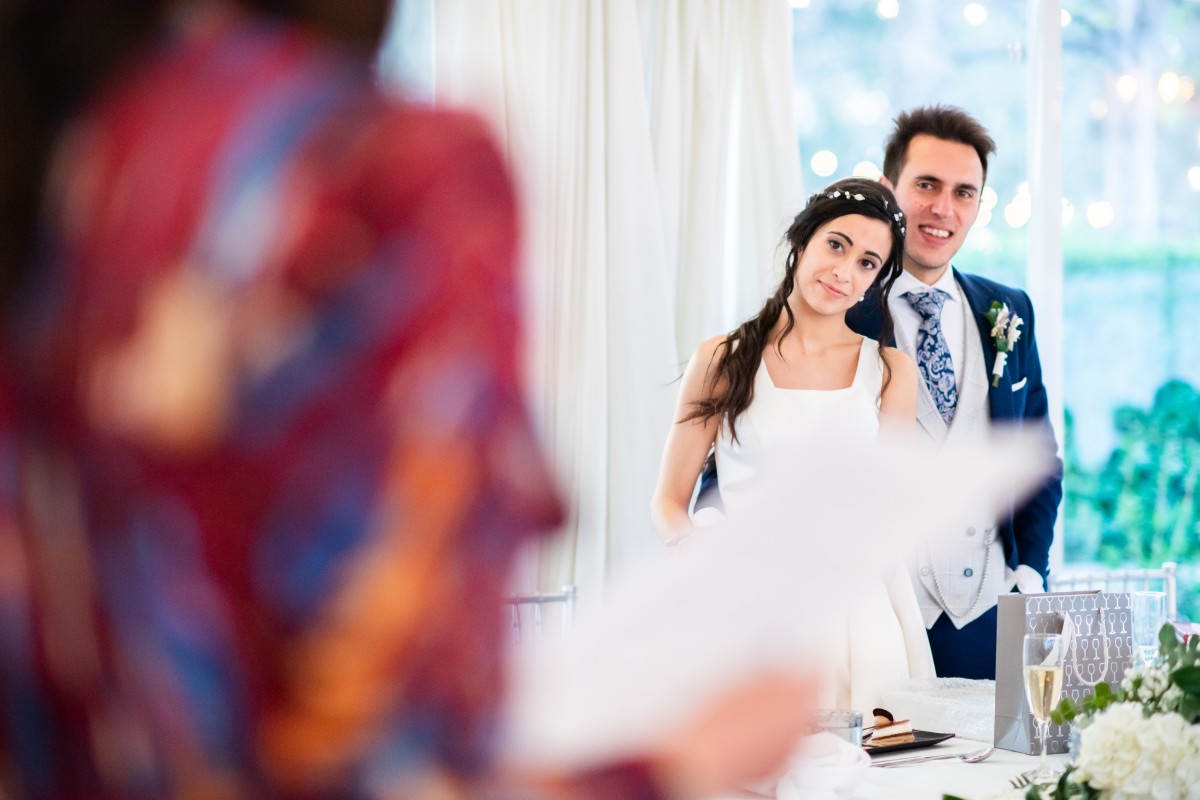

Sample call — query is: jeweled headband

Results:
[818,187,906,236]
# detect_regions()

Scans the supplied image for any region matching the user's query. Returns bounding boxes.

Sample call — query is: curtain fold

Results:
[387,0,800,606]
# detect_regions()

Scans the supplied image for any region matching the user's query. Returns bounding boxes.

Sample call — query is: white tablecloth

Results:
[715,738,1069,800]
[854,738,1068,799]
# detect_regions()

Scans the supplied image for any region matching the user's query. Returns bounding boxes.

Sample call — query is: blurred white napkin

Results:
[774,733,870,800]
[502,429,1055,771]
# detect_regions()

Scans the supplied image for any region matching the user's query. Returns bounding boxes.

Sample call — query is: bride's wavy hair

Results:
[685,177,906,442]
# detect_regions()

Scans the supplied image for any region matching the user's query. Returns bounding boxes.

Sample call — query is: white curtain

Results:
[383,0,801,607]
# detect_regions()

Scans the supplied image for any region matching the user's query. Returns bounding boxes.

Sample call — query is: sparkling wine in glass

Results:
[1023,633,1065,783]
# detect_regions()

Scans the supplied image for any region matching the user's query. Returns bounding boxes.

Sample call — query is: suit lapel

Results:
[944,296,990,443]
[954,269,1010,421]
[846,286,887,342]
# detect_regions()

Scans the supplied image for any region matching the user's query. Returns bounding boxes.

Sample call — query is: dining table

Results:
[850,738,1068,799]
[715,738,1070,800]
[709,674,1073,800]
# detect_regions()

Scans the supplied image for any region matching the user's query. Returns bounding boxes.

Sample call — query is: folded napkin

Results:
[774,732,870,800]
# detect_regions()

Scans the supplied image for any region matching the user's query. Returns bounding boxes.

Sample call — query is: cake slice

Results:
[866,718,915,747]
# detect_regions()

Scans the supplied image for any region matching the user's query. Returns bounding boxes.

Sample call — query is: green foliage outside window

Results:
[1065,379,1200,619]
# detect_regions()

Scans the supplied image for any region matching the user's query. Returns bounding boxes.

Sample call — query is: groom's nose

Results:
[929,188,952,218]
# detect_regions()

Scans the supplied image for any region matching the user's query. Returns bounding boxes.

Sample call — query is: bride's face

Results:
[791,214,892,317]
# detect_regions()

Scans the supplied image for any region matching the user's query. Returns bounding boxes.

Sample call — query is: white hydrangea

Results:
[1073,702,1200,799]
[1157,684,1183,714]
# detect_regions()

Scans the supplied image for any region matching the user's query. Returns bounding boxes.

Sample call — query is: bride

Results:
[651,177,935,714]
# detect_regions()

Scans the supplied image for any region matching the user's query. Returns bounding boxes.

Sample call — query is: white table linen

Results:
[717,738,1068,800]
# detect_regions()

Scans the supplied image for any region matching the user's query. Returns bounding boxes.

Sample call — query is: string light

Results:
[981,186,999,212]
[810,150,838,177]
[852,161,881,180]
[1115,74,1138,103]
[876,0,900,20]
[1086,201,1114,229]
[1159,72,1180,104]
[1004,184,1031,229]
[963,3,988,26]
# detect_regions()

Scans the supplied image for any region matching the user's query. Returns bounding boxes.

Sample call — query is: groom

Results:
[844,105,1062,679]
[696,105,1062,679]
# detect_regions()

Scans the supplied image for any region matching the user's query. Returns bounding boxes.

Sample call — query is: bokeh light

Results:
[810,150,838,177]
[1086,201,1115,228]
[963,3,988,26]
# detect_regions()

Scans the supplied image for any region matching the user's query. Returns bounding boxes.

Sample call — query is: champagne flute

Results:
[1131,591,1167,667]
[1023,633,1065,783]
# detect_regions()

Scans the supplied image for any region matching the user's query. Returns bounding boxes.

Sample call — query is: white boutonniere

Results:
[985,301,1023,387]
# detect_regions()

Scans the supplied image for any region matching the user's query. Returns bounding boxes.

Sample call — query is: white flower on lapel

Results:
[985,301,1023,387]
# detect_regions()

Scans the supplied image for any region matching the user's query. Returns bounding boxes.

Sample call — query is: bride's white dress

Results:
[711,337,935,716]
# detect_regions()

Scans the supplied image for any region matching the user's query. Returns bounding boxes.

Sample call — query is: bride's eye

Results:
[828,239,843,252]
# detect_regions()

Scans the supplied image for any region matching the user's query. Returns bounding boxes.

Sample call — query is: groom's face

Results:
[883,134,984,283]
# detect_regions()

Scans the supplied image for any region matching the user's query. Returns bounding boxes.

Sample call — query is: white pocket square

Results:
[1011,377,1027,391]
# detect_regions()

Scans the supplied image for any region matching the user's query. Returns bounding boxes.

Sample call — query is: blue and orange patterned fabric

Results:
[0,10,656,799]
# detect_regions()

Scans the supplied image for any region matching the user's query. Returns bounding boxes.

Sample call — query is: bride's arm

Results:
[877,346,917,441]
[651,336,725,544]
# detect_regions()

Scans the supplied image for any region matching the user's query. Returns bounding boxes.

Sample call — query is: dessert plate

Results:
[863,729,954,755]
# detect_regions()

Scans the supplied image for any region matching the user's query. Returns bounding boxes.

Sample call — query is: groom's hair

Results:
[882,105,997,186]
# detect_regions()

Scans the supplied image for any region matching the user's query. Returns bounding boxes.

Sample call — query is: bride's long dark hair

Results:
[685,177,906,441]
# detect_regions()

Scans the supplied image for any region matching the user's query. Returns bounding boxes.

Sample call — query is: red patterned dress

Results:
[0,10,656,800]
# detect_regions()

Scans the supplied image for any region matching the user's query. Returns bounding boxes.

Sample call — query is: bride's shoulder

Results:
[878,344,917,382]
[694,334,730,362]
[682,335,739,394]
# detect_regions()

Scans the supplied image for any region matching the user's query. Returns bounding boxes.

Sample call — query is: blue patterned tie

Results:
[905,290,957,424]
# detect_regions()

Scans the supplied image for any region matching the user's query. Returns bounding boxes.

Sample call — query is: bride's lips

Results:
[819,281,846,298]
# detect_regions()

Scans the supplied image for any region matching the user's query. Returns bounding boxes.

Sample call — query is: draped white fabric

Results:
[382,0,801,604]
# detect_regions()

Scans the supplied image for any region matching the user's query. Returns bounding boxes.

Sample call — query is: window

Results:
[792,0,1200,617]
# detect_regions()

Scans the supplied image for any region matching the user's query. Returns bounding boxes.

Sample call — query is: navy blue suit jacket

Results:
[844,269,1063,581]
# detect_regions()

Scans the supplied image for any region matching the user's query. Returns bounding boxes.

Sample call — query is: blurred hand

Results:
[652,668,817,798]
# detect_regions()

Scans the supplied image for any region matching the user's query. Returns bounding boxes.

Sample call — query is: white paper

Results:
[502,425,1056,770]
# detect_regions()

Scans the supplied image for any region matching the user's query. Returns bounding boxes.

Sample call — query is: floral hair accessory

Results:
[822,189,867,202]
[820,189,906,235]
[985,300,1023,387]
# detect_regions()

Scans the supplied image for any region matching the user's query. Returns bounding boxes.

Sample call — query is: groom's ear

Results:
[879,174,894,190]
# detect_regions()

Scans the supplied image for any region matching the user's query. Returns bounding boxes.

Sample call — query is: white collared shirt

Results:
[888,268,965,399]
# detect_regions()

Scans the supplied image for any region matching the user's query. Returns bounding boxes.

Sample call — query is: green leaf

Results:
[1051,696,1081,726]
[1171,665,1200,694]
[1160,623,1178,652]
[1178,693,1200,724]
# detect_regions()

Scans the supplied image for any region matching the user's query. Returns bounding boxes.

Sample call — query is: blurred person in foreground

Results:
[0,1,814,797]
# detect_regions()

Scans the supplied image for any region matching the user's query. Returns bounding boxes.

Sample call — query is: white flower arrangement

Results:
[985,300,1023,387]
[1071,702,1200,798]
[950,627,1200,800]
